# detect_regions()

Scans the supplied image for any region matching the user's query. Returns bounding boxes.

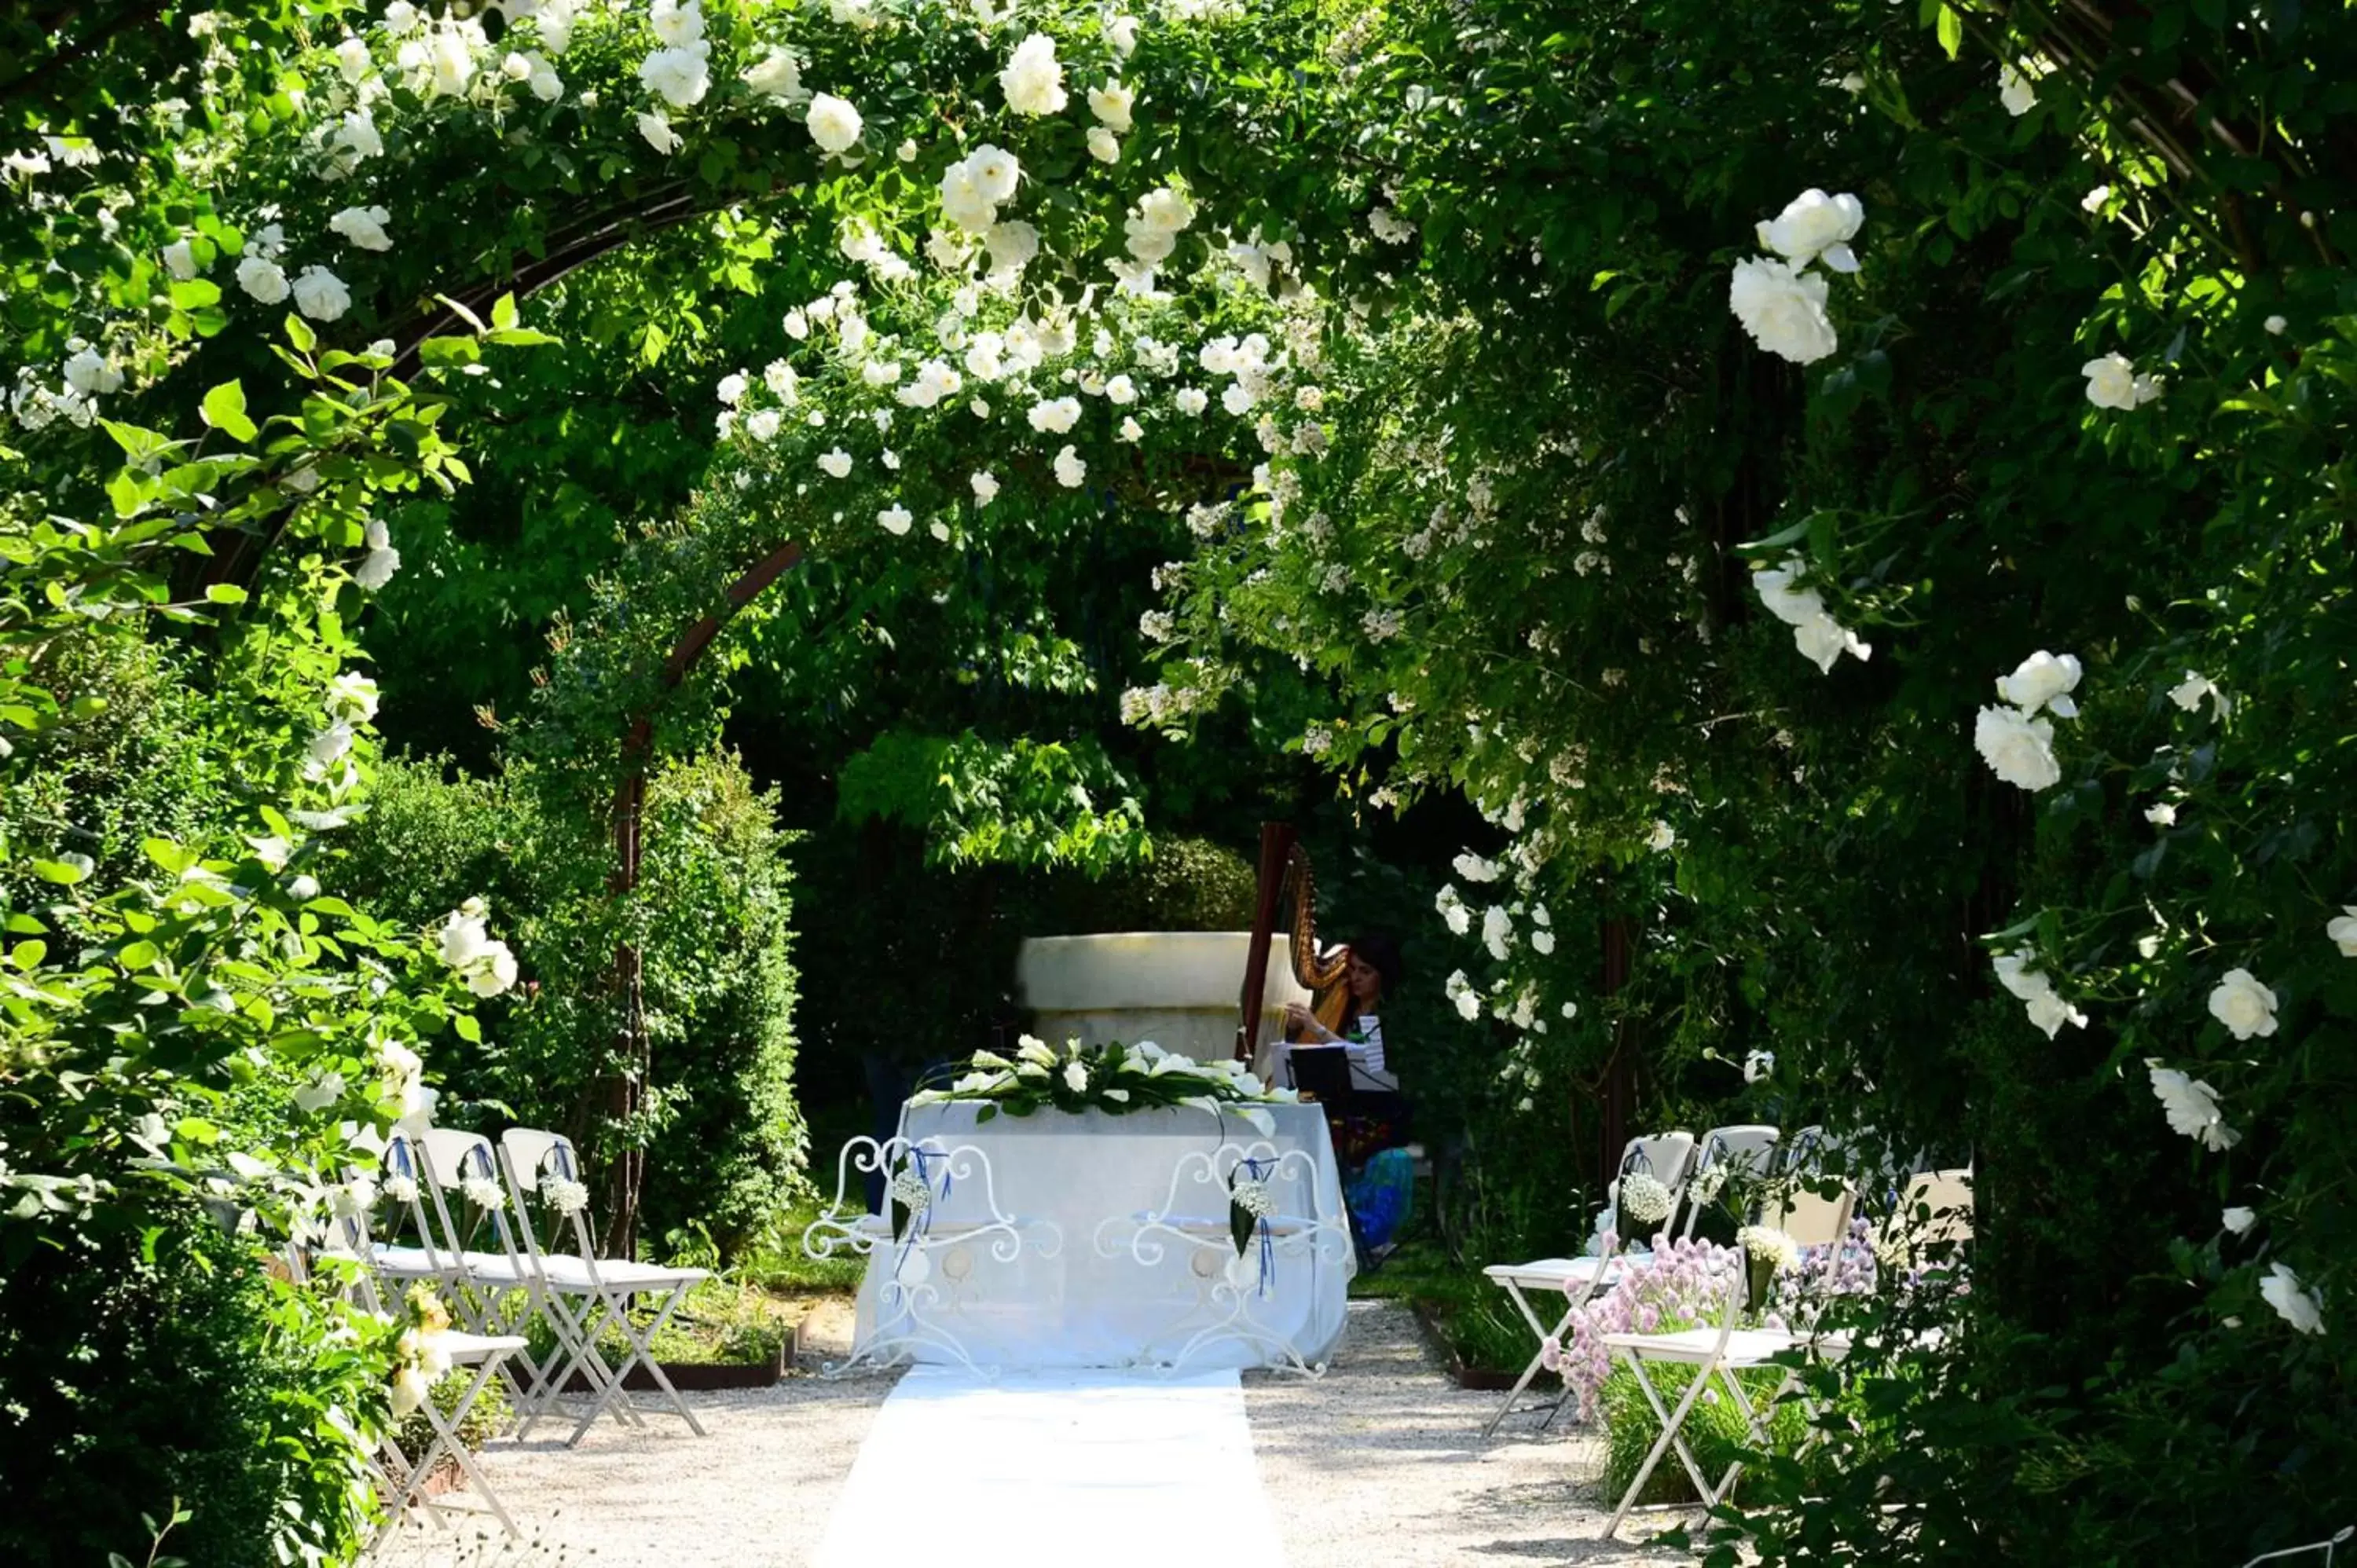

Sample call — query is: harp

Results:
[1236,823,1350,1061]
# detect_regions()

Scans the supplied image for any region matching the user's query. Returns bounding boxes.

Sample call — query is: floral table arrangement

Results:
[907,1034,1299,1130]
[903,1035,1303,1259]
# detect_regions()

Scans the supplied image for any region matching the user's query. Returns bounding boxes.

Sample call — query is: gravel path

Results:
[376,1299,1688,1568]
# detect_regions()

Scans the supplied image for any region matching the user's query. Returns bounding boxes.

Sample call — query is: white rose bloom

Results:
[1998,60,2038,116]
[806,93,863,154]
[2168,671,2229,720]
[939,167,999,234]
[964,143,1021,203]
[327,671,381,722]
[2264,314,2288,335]
[2082,352,2164,409]
[236,255,290,303]
[329,204,394,251]
[1000,32,1068,115]
[1728,256,1838,365]
[526,53,563,100]
[1645,820,1676,852]
[1053,446,1086,488]
[984,220,1039,276]
[638,45,711,108]
[1973,705,2061,792]
[466,943,519,997]
[1087,126,1120,164]
[1107,13,1139,54]
[2223,1206,2255,1236]
[1117,415,1143,441]
[2327,907,2357,958]
[878,504,913,535]
[1087,80,1134,130]
[163,238,200,280]
[742,47,803,101]
[637,110,684,153]
[2207,968,2278,1040]
[1368,206,1414,243]
[1027,396,1082,434]
[651,0,704,47]
[2260,1262,2324,1335]
[337,107,384,160]
[291,266,351,321]
[2147,1061,2240,1152]
[716,371,750,405]
[1104,374,1138,405]
[1175,387,1208,416]
[63,349,122,397]
[1062,1059,1088,1093]
[427,24,476,97]
[384,0,422,35]
[1754,188,1864,273]
[2146,802,2177,826]
[1743,1048,1775,1084]
[502,50,533,81]
[818,448,852,478]
[335,35,373,83]
[1995,650,2083,718]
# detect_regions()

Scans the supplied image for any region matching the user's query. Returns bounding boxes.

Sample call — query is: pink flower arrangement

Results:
[1557,1234,1744,1420]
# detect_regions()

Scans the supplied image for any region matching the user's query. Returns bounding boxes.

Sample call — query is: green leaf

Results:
[30,855,93,885]
[204,584,248,605]
[200,380,258,442]
[283,313,317,353]
[168,277,222,309]
[9,940,46,969]
[1935,4,1963,57]
[117,940,159,970]
[490,291,520,331]
[454,1013,482,1043]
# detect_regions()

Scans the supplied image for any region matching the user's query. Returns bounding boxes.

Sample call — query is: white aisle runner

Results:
[814,1368,1287,1567]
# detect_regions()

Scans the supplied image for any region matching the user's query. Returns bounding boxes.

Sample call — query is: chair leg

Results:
[602,1283,707,1437]
[1605,1352,1721,1541]
[1483,1280,1575,1438]
[377,1359,520,1539]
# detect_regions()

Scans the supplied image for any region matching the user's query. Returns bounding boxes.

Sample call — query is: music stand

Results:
[1286,1045,1355,1108]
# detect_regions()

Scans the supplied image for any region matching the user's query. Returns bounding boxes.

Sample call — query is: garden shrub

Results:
[337,750,807,1256]
[0,1219,298,1568]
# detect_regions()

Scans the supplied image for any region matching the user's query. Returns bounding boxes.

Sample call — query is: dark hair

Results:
[1347,930,1405,999]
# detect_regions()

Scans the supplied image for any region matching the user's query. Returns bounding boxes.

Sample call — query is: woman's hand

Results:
[1281,1002,1332,1041]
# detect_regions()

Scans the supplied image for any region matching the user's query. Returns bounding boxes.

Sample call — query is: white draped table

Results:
[847,1101,1355,1373]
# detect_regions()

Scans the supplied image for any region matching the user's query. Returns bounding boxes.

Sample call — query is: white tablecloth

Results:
[852,1101,1354,1372]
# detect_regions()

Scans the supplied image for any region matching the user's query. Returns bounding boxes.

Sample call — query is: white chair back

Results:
[1678,1124,1781,1237]
[495,1126,602,1269]
[1623,1131,1696,1185]
[1762,1182,1854,1249]
[1897,1167,1974,1247]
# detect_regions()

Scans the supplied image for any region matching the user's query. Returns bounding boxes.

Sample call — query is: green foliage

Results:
[338,750,808,1255]
[1028,833,1260,934]
[1600,1361,1810,1509]
[0,1218,385,1568]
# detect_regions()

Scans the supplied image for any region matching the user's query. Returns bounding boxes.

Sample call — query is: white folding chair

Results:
[370,1326,531,1545]
[1677,1124,1781,1238]
[312,1134,530,1545]
[493,1126,713,1445]
[1479,1130,1695,1438]
[486,1127,636,1438]
[1600,1180,1859,1539]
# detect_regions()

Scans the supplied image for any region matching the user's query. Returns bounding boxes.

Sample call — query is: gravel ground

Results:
[375,1298,1690,1568]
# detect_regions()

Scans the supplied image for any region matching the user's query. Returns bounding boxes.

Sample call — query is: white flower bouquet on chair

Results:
[803,1134,1061,1376]
[1091,1138,1350,1377]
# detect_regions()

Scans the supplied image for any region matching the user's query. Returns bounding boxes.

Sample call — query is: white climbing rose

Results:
[1973,705,2061,792]
[741,46,802,101]
[329,204,394,251]
[2082,353,2164,410]
[291,266,350,321]
[2206,968,2278,1041]
[806,93,863,154]
[236,255,290,303]
[1000,32,1067,115]
[1053,445,1087,488]
[637,110,683,154]
[2147,1061,2240,1152]
[878,504,913,535]
[2260,1262,2324,1335]
[1087,79,1135,130]
[2328,906,2357,958]
[1754,188,1864,273]
[1995,650,2082,718]
[1728,256,1837,365]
